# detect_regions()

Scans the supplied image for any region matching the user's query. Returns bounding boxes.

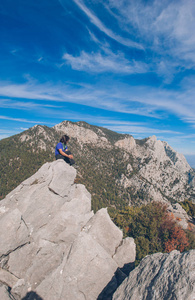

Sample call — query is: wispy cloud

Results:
[0,99,63,110]
[60,0,143,49]
[0,129,15,134]
[0,77,195,125]
[0,128,22,140]
[96,120,146,126]
[37,57,43,62]
[0,115,51,124]
[89,117,183,138]
[154,1,195,63]
[107,0,195,65]
[99,0,195,84]
[0,81,160,118]
[63,49,148,74]
[0,83,62,101]
[20,127,29,130]
[10,49,19,55]
[105,125,182,135]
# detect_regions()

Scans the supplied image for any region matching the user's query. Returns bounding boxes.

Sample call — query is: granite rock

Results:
[113,250,195,300]
[0,160,135,300]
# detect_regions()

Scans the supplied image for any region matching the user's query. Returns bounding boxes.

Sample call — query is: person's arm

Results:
[59,149,73,159]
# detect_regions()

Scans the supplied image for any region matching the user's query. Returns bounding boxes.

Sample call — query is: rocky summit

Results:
[113,250,195,300]
[0,160,135,300]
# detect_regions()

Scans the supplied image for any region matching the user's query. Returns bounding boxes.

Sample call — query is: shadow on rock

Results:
[21,291,43,300]
[97,262,135,300]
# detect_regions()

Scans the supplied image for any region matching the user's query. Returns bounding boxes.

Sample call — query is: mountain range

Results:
[0,120,195,212]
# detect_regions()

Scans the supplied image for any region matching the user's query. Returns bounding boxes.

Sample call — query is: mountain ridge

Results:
[0,120,195,211]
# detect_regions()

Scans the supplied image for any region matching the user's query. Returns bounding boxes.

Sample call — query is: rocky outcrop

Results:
[0,160,135,300]
[167,203,194,230]
[115,137,137,156]
[116,135,195,203]
[113,250,195,300]
[54,121,109,146]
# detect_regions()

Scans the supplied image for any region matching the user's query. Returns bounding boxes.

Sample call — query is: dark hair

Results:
[60,135,70,144]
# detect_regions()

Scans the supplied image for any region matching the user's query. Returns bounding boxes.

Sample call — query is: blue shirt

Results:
[55,142,68,156]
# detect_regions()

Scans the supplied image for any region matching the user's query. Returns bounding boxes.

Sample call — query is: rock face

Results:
[116,135,195,204]
[0,160,135,300]
[113,250,195,300]
[54,121,109,146]
[115,137,137,155]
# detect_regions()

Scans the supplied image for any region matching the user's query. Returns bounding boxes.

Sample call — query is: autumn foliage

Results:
[164,226,189,252]
[161,212,189,252]
[111,201,194,265]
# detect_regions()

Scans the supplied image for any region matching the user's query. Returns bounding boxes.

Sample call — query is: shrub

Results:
[179,200,195,218]
[111,202,193,265]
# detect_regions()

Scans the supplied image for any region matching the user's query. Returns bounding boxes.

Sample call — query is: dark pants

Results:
[55,150,75,165]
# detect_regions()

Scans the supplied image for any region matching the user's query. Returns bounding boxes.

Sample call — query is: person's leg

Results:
[64,150,75,165]
[56,152,75,165]
[69,158,75,165]
[55,154,64,160]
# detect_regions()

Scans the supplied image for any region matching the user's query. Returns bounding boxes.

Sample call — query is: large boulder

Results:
[0,160,136,300]
[113,250,195,300]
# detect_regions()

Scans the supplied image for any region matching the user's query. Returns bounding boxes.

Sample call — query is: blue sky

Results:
[0,0,195,158]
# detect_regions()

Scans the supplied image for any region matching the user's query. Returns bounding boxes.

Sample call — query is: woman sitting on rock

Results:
[55,135,75,166]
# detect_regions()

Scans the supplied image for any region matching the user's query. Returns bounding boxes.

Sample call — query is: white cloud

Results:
[101,0,195,82]
[20,127,29,130]
[63,50,148,74]
[105,125,181,135]
[0,115,50,124]
[0,128,23,140]
[0,83,61,101]
[59,0,195,81]
[0,99,62,110]
[60,0,143,49]
[97,120,146,126]
[156,1,195,61]
[0,81,155,117]
[0,77,195,125]
[0,129,15,134]
[108,0,195,63]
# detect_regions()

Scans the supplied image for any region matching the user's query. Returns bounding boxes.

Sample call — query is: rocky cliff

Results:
[116,134,194,204]
[0,160,135,300]
[113,250,195,300]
